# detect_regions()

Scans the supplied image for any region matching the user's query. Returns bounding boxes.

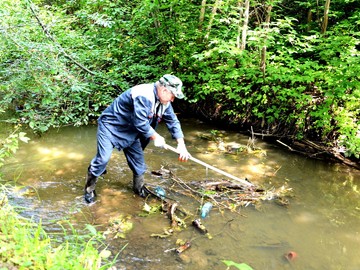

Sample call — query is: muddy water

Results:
[2,118,360,270]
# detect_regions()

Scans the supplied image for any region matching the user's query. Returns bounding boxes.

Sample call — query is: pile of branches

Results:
[142,168,293,254]
[151,168,293,214]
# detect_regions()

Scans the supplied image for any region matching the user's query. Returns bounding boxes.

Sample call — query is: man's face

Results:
[158,86,175,104]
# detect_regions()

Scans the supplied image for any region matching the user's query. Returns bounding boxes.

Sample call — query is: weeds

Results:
[0,189,117,269]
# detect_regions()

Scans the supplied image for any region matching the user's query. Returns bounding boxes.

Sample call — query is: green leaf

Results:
[85,224,97,236]
[18,132,30,143]
[143,202,152,213]
[222,260,254,270]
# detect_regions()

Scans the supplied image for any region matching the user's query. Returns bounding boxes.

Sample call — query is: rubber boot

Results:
[84,170,98,203]
[133,174,149,198]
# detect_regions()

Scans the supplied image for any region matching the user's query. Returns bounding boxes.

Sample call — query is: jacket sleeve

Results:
[162,104,184,139]
[132,96,156,138]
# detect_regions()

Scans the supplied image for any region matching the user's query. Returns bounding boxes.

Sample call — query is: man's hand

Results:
[177,142,191,161]
[153,134,166,148]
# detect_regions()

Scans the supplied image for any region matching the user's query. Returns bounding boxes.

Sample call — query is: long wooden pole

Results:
[164,144,254,188]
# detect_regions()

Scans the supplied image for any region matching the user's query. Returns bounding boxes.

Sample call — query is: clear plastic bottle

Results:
[200,202,213,218]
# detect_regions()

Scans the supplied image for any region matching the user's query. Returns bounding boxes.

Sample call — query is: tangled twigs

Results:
[166,170,293,214]
[147,169,294,257]
[169,171,201,197]
[148,168,293,251]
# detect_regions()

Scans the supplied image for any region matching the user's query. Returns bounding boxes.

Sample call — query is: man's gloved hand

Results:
[177,142,191,161]
[153,134,166,148]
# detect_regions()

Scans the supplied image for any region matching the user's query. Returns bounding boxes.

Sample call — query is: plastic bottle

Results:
[200,202,213,218]
[154,186,166,200]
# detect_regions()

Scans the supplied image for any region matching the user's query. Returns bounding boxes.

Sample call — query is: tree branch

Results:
[27,1,96,76]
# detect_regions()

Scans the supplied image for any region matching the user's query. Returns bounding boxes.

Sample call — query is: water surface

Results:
[2,118,360,270]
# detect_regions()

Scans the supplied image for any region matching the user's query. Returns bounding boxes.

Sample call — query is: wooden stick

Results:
[164,144,254,188]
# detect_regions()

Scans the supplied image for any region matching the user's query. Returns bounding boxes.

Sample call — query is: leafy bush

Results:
[0,0,358,159]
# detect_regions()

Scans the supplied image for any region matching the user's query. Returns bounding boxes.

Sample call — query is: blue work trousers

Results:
[89,123,147,177]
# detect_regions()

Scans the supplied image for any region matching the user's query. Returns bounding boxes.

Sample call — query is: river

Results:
[2,118,360,270]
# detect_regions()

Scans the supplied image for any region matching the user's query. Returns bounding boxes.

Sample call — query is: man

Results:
[84,74,191,203]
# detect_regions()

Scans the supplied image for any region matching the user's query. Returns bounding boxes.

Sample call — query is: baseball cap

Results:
[159,74,184,99]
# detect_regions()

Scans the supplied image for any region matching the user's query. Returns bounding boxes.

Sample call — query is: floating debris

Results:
[192,219,213,239]
[154,186,166,200]
[103,214,133,239]
[176,241,191,254]
[168,202,187,230]
[151,166,171,177]
[140,202,162,216]
[192,219,208,234]
[171,175,293,214]
[150,228,174,238]
[200,202,213,218]
[143,169,293,249]
[284,251,298,262]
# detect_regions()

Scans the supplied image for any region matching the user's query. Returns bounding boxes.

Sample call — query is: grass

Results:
[0,189,117,270]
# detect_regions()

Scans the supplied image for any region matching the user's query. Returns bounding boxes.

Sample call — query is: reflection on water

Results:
[2,119,360,270]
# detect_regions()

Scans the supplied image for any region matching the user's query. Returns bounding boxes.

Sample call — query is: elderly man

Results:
[84,74,190,203]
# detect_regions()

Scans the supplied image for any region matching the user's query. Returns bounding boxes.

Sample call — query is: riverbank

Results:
[0,187,115,270]
[176,110,360,170]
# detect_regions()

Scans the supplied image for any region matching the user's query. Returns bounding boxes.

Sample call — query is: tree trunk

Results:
[260,5,272,77]
[321,0,331,34]
[307,9,312,32]
[236,1,244,49]
[240,0,250,50]
[205,0,222,40]
[199,0,207,31]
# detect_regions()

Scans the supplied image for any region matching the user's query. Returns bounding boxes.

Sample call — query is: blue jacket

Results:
[99,83,184,150]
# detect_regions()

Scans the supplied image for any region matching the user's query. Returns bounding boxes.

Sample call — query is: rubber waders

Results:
[133,174,149,198]
[84,171,98,203]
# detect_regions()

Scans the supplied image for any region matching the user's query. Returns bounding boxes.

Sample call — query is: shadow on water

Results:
[2,118,360,270]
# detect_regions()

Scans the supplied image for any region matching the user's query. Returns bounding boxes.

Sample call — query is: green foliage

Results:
[0,189,116,269]
[0,0,121,132]
[0,0,359,158]
[182,4,360,158]
[0,129,30,168]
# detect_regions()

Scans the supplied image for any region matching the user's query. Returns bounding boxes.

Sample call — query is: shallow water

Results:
[2,118,360,270]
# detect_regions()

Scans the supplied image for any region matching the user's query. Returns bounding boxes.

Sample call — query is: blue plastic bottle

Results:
[200,202,213,218]
[154,186,166,200]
